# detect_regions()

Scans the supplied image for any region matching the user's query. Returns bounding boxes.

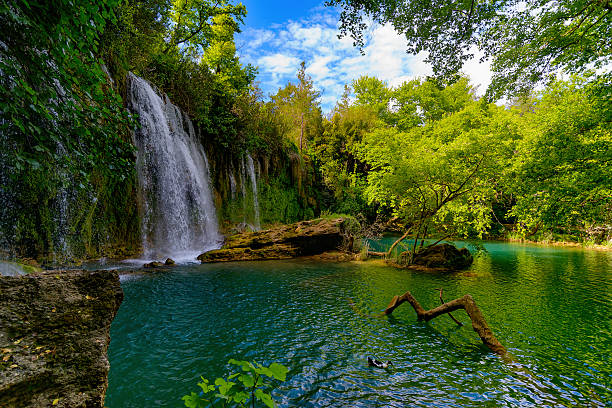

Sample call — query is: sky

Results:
[235,1,494,112]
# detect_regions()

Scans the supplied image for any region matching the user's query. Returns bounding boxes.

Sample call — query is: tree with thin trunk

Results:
[357,98,518,264]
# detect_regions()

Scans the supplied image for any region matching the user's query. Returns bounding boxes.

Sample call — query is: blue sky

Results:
[235,1,493,112]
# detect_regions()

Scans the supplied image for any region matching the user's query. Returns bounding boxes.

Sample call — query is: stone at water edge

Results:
[143,261,165,268]
[164,258,175,265]
[411,243,473,270]
[198,217,355,263]
[0,270,123,408]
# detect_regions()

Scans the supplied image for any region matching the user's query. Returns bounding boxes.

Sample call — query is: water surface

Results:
[105,242,612,407]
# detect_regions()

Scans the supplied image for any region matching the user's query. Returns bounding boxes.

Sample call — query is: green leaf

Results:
[254,389,275,408]
[238,373,255,388]
[267,363,289,381]
[182,392,202,408]
[214,378,235,395]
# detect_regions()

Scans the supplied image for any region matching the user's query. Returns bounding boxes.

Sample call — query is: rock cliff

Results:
[198,218,355,263]
[0,270,123,408]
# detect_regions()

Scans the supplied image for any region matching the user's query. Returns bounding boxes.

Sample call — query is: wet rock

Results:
[198,218,355,263]
[412,243,473,270]
[164,258,175,266]
[143,261,164,268]
[0,270,123,408]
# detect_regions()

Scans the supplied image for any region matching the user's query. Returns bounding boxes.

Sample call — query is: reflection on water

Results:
[105,242,612,407]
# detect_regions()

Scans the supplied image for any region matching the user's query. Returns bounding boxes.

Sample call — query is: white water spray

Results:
[245,154,261,230]
[128,73,221,261]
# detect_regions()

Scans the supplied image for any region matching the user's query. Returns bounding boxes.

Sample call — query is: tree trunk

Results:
[300,113,304,152]
[436,288,462,326]
[382,291,506,355]
[386,229,411,258]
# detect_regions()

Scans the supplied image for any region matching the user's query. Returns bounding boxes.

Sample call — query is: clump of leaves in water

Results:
[182,359,289,408]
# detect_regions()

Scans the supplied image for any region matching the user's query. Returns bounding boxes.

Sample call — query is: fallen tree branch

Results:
[436,288,463,326]
[382,291,506,355]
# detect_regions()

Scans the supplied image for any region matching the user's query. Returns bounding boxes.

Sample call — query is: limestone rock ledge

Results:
[198,218,354,263]
[0,270,123,408]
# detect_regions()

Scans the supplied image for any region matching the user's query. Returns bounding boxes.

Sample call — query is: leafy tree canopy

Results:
[270,62,323,152]
[327,0,612,99]
[505,75,612,235]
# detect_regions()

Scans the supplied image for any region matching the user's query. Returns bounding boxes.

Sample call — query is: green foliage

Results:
[0,0,141,262]
[505,76,612,240]
[354,84,521,260]
[102,0,257,155]
[0,0,135,181]
[270,62,323,152]
[328,0,611,99]
[182,360,288,408]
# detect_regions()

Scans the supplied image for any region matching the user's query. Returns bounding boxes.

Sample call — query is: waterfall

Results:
[53,142,73,263]
[229,165,237,199]
[245,154,261,230]
[0,124,15,256]
[128,73,221,261]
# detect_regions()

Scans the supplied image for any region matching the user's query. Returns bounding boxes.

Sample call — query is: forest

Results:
[0,0,611,406]
[1,0,610,265]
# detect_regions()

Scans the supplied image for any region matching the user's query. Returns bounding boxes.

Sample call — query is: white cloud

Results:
[460,47,493,97]
[238,9,493,111]
[257,53,301,77]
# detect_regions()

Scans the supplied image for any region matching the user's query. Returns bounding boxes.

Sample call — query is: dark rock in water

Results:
[412,243,473,270]
[198,218,355,263]
[164,258,175,266]
[0,270,123,408]
[143,261,165,268]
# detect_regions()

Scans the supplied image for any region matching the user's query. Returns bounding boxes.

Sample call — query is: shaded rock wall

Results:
[0,270,123,408]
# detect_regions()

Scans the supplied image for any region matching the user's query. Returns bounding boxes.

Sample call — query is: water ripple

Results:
[106,246,612,407]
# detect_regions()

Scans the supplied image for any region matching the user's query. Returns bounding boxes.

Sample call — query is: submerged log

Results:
[382,291,506,355]
[436,288,463,326]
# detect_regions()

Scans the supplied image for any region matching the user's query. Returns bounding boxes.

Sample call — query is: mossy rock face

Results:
[198,218,355,263]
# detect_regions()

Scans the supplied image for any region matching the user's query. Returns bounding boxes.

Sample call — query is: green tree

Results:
[201,13,257,95]
[313,101,379,215]
[165,0,246,57]
[270,62,323,152]
[357,97,518,262]
[352,76,392,120]
[505,76,612,239]
[328,0,612,99]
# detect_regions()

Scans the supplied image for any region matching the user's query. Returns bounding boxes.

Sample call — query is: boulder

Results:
[0,270,123,408]
[198,218,355,263]
[411,243,473,270]
[143,261,164,268]
[164,258,175,266]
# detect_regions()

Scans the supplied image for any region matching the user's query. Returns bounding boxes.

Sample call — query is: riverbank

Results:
[504,237,612,251]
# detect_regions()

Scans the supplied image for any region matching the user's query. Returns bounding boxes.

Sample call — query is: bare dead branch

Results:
[436,288,463,326]
[382,291,507,355]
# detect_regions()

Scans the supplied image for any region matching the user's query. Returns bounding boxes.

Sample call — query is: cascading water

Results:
[52,142,73,264]
[128,73,221,261]
[245,154,261,230]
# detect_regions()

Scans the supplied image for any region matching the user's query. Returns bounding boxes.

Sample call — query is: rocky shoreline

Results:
[198,217,356,263]
[0,270,123,408]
